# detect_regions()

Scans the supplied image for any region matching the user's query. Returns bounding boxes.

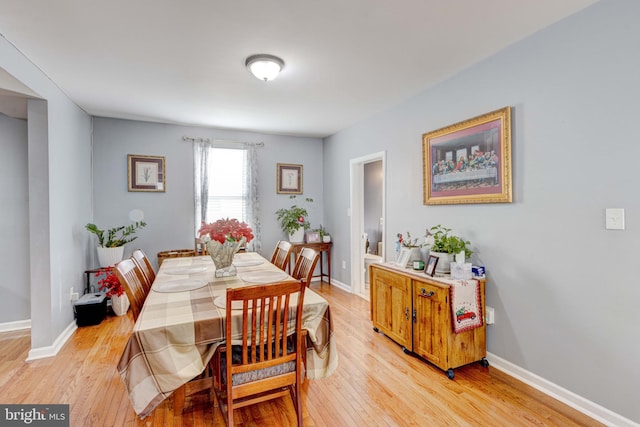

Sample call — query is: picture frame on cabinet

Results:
[128,154,166,192]
[395,248,412,268]
[422,106,512,205]
[305,230,321,243]
[425,255,439,277]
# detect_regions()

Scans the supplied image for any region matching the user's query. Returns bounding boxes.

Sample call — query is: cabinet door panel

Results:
[371,267,411,348]
[412,283,447,368]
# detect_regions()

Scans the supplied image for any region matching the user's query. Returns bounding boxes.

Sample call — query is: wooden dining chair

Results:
[292,247,320,287]
[270,240,293,271]
[131,249,155,293]
[114,258,149,321]
[210,281,306,427]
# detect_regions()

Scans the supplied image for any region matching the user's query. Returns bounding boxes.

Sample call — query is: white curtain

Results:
[193,140,261,253]
[246,144,261,254]
[193,139,211,231]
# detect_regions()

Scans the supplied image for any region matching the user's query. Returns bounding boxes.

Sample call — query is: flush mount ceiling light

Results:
[245,54,285,82]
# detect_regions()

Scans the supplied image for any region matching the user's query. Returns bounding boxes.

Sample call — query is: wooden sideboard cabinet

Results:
[370,263,488,379]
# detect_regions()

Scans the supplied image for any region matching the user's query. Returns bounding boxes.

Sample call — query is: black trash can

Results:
[74,293,107,326]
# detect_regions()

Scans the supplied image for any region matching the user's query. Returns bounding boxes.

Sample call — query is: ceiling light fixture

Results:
[245,54,285,82]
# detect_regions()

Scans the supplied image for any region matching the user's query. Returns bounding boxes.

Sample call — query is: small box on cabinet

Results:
[472,265,485,278]
[74,293,107,326]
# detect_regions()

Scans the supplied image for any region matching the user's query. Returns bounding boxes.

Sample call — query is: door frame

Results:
[350,151,386,299]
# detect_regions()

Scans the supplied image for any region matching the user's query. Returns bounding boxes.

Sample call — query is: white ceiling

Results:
[0,0,597,138]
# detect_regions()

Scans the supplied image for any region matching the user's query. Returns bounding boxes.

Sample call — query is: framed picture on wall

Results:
[277,163,303,194]
[128,154,166,192]
[422,107,512,205]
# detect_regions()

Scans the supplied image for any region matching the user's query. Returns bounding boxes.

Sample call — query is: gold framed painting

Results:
[128,154,166,192]
[277,163,303,194]
[422,107,512,205]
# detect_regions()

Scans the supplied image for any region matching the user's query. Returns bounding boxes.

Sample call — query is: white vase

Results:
[97,246,124,267]
[289,228,305,243]
[322,235,331,243]
[111,293,130,316]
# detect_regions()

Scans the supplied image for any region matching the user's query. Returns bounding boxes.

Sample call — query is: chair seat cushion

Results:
[221,344,296,386]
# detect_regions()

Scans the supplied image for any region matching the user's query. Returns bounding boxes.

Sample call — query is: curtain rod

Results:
[182,136,264,148]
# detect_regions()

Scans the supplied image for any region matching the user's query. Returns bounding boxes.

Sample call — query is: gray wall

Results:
[91,118,323,267]
[323,0,639,422]
[0,113,29,322]
[0,36,93,349]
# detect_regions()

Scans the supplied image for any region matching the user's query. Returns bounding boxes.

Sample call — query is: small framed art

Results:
[277,163,303,194]
[395,248,412,268]
[425,255,439,277]
[306,230,321,243]
[128,154,165,192]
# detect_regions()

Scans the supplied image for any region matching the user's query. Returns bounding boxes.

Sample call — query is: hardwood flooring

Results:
[0,281,602,426]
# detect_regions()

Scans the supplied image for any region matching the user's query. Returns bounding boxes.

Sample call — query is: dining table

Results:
[117,251,338,418]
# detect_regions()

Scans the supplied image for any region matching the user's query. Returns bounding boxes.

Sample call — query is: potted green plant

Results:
[400,231,426,266]
[275,196,313,243]
[426,225,472,274]
[317,225,331,242]
[85,221,147,267]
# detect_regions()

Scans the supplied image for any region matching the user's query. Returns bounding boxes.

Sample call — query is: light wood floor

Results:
[0,281,602,426]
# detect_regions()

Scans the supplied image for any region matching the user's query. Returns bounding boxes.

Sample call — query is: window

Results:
[193,140,261,253]
[195,146,248,227]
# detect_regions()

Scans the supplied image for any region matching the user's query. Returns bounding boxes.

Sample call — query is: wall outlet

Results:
[342,260,346,269]
[486,306,495,324]
[70,287,79,302]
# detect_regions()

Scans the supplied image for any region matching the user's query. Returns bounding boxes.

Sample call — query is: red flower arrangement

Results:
[95,267,125,297]
[198,218,254,244]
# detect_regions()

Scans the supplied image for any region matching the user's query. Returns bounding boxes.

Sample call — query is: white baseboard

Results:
[322,277,351,293]
[0,319,31,332]
[487,352,638,427]
[26,321,77,361]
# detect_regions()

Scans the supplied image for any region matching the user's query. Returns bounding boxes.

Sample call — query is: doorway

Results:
[349,151,385,300]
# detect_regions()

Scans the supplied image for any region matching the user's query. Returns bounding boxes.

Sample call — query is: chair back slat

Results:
[114,258,148,321]
[292,248,320,287]
[270,240,293,271]
[131,249,155,293]
[226,281,304,370]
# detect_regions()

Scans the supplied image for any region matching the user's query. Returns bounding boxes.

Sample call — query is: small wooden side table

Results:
[289,241,332,284]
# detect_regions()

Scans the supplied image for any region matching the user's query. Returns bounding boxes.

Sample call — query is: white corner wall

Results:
[0,35,93,352]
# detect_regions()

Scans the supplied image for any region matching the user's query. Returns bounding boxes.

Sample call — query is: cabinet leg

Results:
[446,369,455,380]
[402,347,411,355]
[373,327,379,333]
[480,358,489,368]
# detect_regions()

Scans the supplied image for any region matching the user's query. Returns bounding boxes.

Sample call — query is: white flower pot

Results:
[322,235,331,243]
[97,246,124,267]
[111,293,130,316]
[289,228,305,243]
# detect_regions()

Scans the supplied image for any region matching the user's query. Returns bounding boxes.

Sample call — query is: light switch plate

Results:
[605,208,625,230]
